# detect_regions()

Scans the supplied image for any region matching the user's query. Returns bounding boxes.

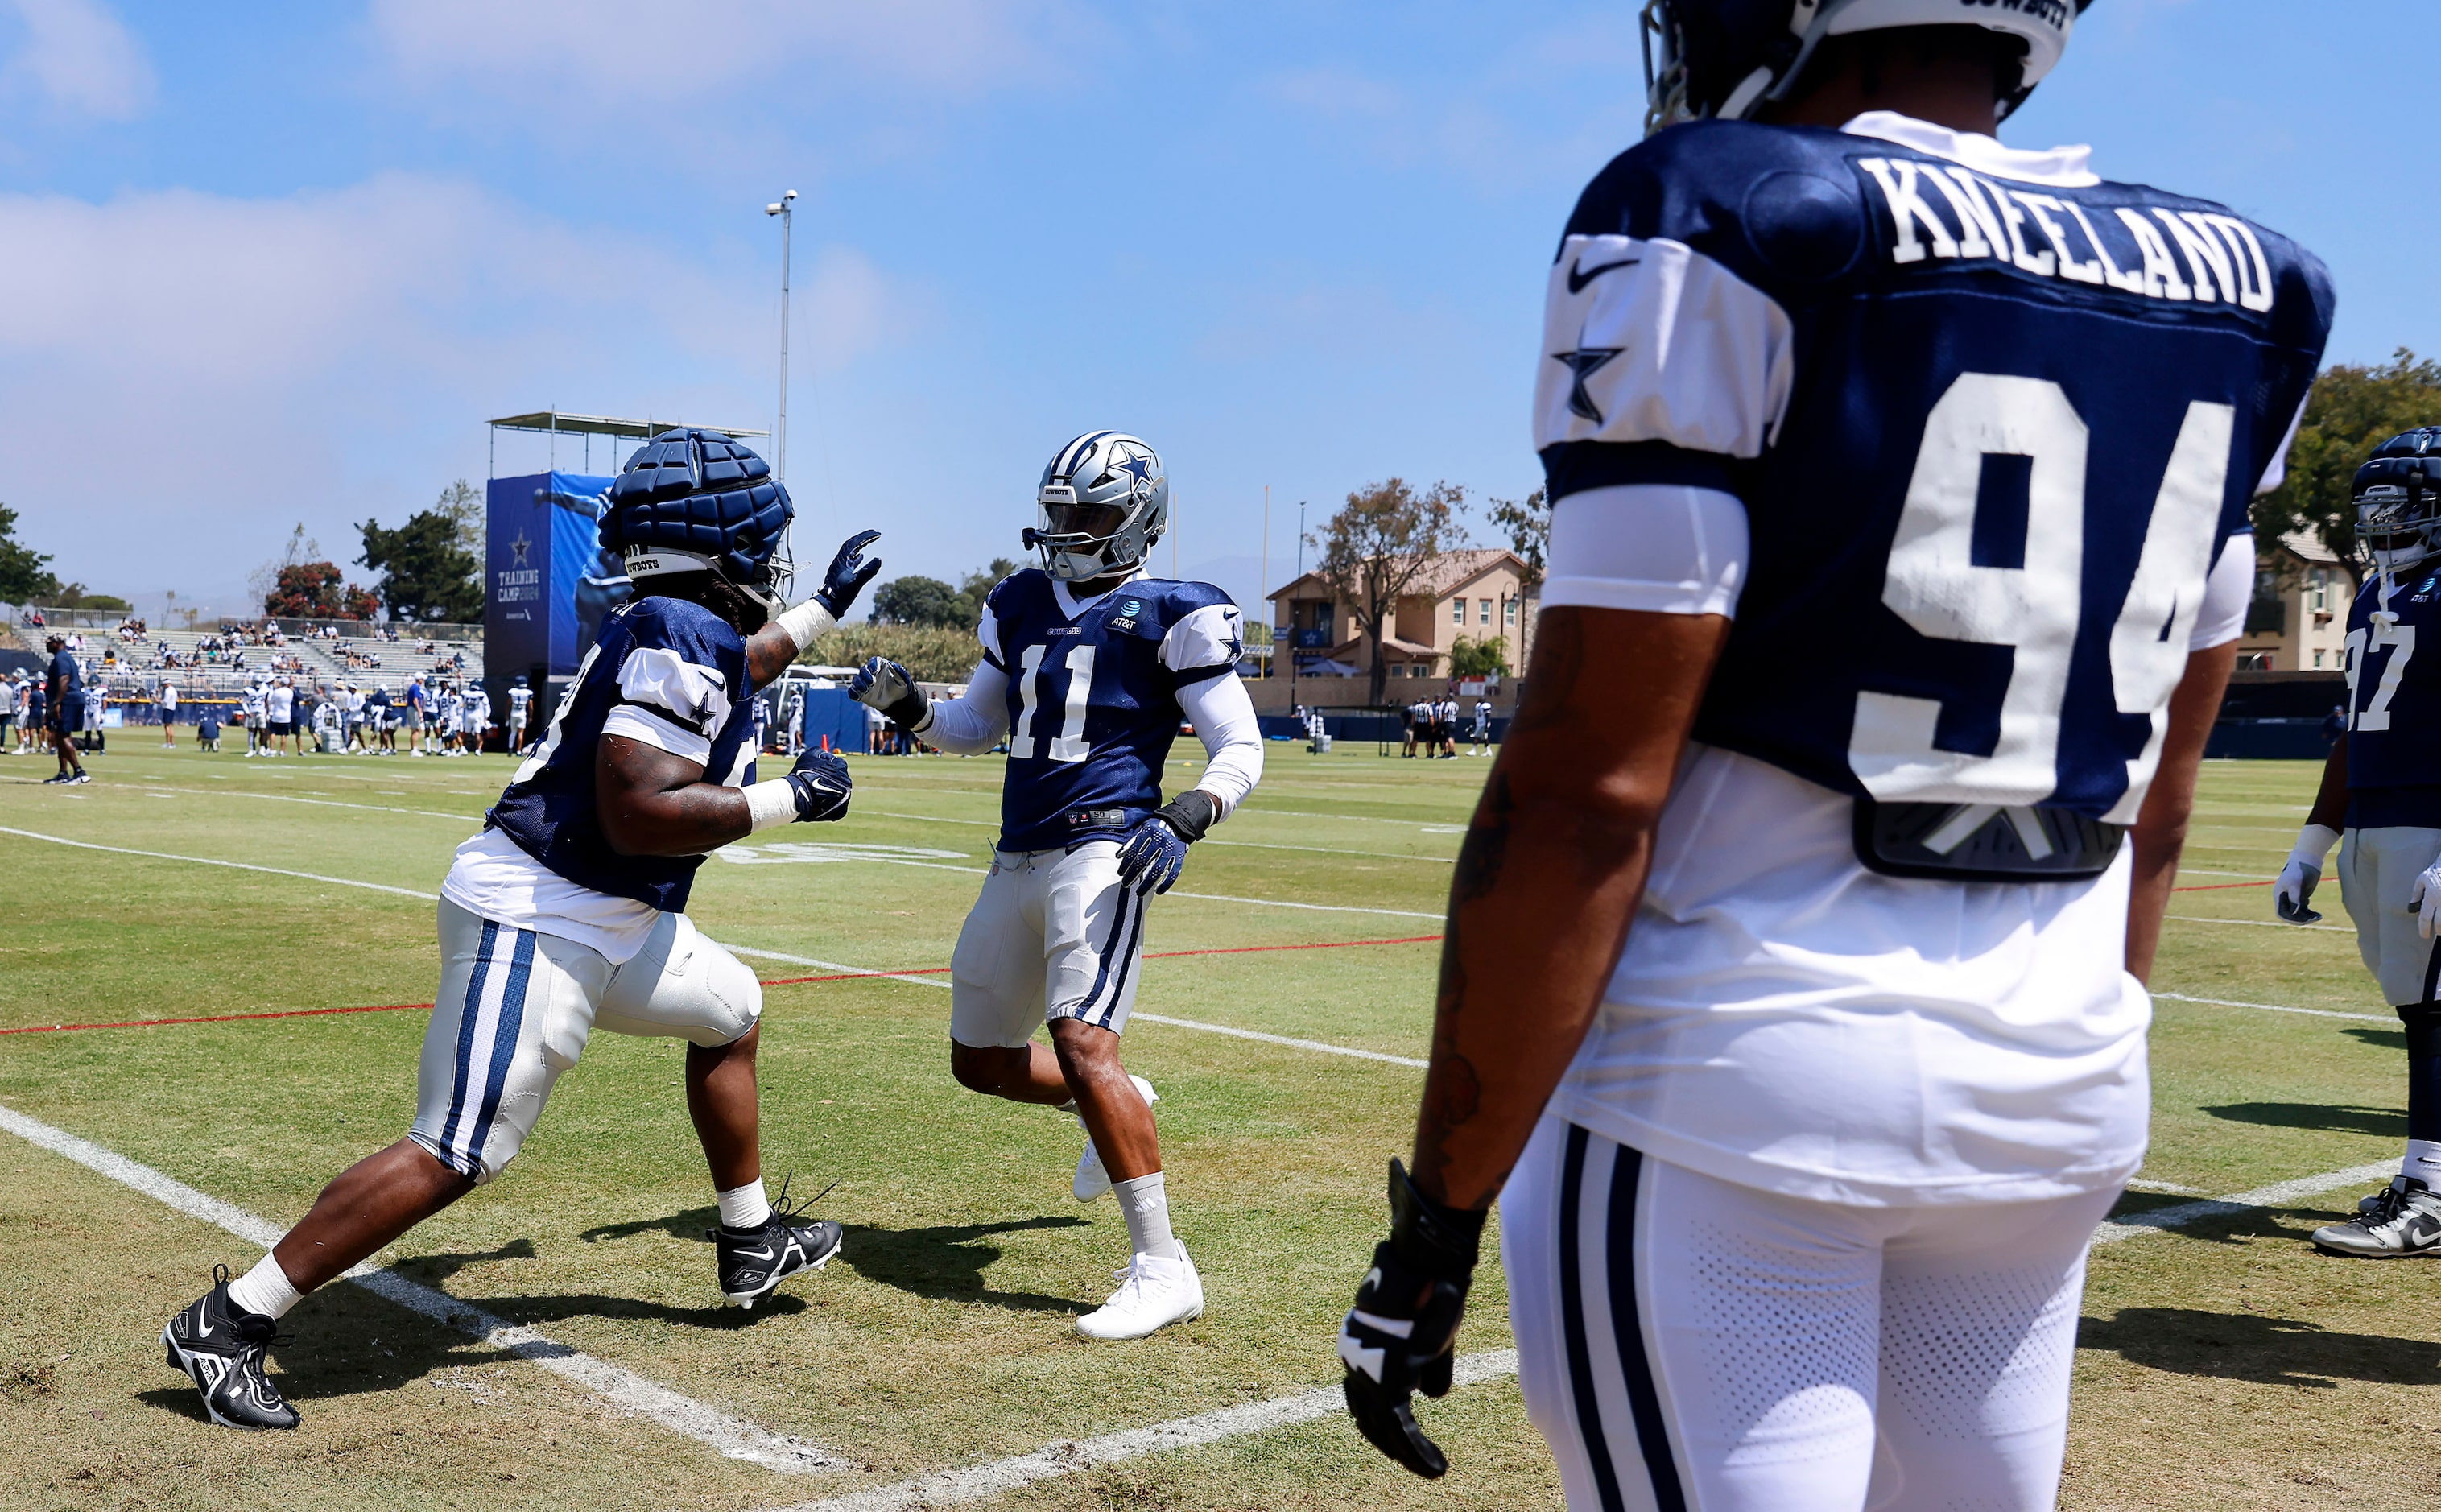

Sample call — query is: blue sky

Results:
[0,0,2428,619]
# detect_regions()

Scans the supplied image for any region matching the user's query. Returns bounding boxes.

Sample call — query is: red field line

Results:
[2170,878,2274,893]
[0,935,1447,1036]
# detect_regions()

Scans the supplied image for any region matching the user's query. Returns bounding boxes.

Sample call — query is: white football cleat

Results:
[1073,1075,1159,1202]
[1075,1246,1204,1341]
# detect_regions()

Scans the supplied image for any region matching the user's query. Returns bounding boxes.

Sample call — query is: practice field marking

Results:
[1130,1013,1427,1068]
[2170,878,2274,893]
[2164,913,2349,933]
[874,810,1457,865]
[2154,990,2393,1024]
[2094,1160,2399,1244]
[0,1102,846,1473]
[143,784,479,824]
[743,1350,1520,1512]
[0,825,1444,922]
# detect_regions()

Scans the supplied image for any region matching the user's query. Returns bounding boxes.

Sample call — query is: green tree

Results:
[807,622,981,683]
[432,479,485,562]
[2253,348,2441,587]
[1311,477,1466,705]
[870,574,965,627]
[1448,633,1511,679]
[1485,487,1549,589]
[954,558,1021,626]
[360,510,483,623]
[0,505,61,605]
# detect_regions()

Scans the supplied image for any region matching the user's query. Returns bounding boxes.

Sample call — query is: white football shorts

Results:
[2338,825,2441,1006]
[1501,1114,2118,1512]
[949,841,1147,1048]
[408,898,762,1183]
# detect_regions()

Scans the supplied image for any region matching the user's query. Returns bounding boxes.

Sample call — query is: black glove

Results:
[780,749,852,823]
[814,530,884,619]
[1113,791,1218,897]
[1339,1157,1485,1479]
[849,656,928,729]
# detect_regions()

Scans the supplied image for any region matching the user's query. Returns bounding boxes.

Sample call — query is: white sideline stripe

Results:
[2093,1161,2398,1244]
[152,783,477,824]
[874,810,1456,865]
[2154,990,2392,1024]
[1131,1012,1427,1068]
[726,948,1428,1069]
[2165,913,2348,933]
[0,1102,845,1473]
[0,826,442,900]
[750,1350,1520,1512]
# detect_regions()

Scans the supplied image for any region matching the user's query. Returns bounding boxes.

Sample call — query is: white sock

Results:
[2406,1140,2441,1186]
[717,1179,771,1231]
[1112,1171,1182,1260]
[225,1253,304,1320]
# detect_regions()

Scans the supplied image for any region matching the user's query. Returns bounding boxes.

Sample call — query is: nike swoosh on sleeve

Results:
[1566,256,1642,295]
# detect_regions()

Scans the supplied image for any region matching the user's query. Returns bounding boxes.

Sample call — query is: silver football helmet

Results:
[1025,431,1168,582]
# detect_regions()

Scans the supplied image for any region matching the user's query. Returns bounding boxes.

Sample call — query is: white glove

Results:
[2275,822,2339,924]
[2413,854,2441,939]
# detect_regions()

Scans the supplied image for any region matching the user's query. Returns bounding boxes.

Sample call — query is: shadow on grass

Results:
[2201,1101,2405,1138]
[839,1217,1092,1316]
[2080,1307,2441,1388]
[2343,1026,2409,1052]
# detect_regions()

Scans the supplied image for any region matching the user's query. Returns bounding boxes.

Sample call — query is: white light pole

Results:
[763,189,798,481]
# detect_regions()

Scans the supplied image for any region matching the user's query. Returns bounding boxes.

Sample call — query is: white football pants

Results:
[1501,1115,2119,1512]
[949,841,1147,1047]
[2338,825,2441,1006]
[408,899,762,1183]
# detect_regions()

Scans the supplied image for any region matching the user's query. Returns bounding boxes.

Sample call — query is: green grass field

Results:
[1,742,2435,1510]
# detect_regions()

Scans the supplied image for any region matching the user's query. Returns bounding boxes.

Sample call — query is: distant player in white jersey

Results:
[507,674,534,753]
[241,674,269,757]
[1337,7,2331,1508]
[161,429,883,1432]
[2275,428,2441,1258]
[465,683,492,754]
[853,431,1263,1340]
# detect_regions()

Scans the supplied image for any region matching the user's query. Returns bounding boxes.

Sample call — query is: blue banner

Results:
[485,471,623,684]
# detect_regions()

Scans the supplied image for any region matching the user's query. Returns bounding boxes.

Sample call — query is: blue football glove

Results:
[849,656,929,729]
[1340,1158,1485,1480]
[780,749,853,823]
[1113,791,1218,898]
[814,530,884,619]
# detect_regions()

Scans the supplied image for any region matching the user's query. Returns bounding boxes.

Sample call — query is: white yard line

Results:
[1130,1012,1427,1068]
[0,1102,845,1473]
[2153,991,2392,1024]
[2093,1161,2398,1244]
[874,811,1455,865]
[149,784,478,823]
[2164,914,2348,933]
[747,1351,1519,1512]
[725,945,956,992]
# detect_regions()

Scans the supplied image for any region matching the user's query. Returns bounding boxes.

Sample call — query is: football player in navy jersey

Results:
[1336,5,2331,1507]
[853,431,1264,1340]
[160,430,884,1431]
[2277,429,2441,1258]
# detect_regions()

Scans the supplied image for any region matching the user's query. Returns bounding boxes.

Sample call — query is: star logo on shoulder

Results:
[1551,344,1623,426]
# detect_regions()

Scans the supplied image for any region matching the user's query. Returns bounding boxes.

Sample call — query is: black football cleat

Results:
[712,1177,843,1309]
[162,1265,300,1430]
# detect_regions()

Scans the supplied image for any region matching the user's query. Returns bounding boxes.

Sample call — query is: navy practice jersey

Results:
[2343,569,2441,828]
[1537,117,2332,824]
[982,569,1240,851]
[487,596,756,911]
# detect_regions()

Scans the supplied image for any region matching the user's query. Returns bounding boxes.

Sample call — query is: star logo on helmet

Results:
[1552,344,1623,426]
[1115,452,1155,486]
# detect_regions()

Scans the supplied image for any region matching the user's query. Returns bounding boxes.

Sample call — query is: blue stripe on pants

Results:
[1092,891,1148,1028]
[462,928,538,1171]
[1607,1143,1687,1511]
[436,920,499,1163]
[1557,1124,1628,1512]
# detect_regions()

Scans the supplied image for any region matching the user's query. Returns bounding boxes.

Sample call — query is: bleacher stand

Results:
[39,617,486,729]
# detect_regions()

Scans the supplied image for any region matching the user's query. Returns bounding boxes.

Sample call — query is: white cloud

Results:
[1,0,151,121]
[0,175,926,607]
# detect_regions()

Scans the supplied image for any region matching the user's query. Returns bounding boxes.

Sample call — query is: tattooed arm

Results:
[1408,606,1730,1212]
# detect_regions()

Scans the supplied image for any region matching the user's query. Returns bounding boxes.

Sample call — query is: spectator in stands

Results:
[159,678,178,747]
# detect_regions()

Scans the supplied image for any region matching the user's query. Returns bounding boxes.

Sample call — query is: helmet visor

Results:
[1042,501,1130,545]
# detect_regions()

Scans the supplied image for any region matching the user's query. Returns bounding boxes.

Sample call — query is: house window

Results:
[2314,649,2325,668]
[1451,599,1465,626]
[1475,598,1489,625]
[2308,568,2334,614]
[1504,599,1517,628]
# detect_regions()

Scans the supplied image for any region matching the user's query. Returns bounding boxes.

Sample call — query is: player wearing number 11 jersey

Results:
[1335,6,2332,1509]
[853,431,1263,1340]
